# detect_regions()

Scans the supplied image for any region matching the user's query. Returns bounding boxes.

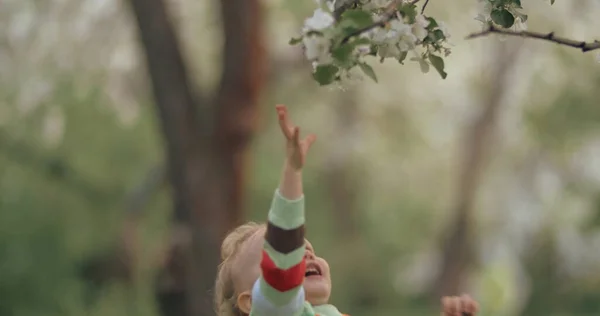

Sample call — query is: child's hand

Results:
[276,104,316,170]
[441,294,479,316]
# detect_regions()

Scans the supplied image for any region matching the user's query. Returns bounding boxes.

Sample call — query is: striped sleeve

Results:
[250,189,307,316]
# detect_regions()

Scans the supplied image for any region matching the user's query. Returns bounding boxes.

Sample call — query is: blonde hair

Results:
[215,222,265,316]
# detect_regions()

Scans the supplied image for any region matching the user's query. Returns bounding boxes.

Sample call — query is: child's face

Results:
[302,240,331,305]
[234,228,332,307]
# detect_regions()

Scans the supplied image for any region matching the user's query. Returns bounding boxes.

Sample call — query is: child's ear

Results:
[237,291,252,314]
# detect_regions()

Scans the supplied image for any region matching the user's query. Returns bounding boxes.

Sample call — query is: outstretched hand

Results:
[276,104,316,171]
[441,294,479,316]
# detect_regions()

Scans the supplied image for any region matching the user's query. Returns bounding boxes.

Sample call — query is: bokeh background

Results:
[2,0,600,315]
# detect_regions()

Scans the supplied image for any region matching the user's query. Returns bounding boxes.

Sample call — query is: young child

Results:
[214,104,480,316]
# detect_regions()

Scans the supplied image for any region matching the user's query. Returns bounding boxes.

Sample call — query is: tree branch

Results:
[466,24,600,53]
[126,0,228,315]
[213,0,266,229]
[340,0,401,44]
[338,0,426,44]
[420,0,429,14]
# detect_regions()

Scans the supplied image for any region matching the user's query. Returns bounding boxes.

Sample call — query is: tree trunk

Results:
[126,0,266,315]
[214,0,267,231]
[433,42,522,297]
[126,0,221,314]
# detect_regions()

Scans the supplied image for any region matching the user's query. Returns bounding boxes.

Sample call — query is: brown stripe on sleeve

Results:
[265,222,305,254]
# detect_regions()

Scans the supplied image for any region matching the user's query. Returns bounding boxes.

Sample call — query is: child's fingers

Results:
[277,117,292,139]
[460,294,470,313]
[276,105,293,139]
[452,297,461,316]
[442,296,455,315]
[444,296,462,316]
[292,127,301,147]
[303,134,317,151]
[461,294,478,314]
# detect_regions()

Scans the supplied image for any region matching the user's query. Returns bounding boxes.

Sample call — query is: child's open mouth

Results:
[304,262,322,278]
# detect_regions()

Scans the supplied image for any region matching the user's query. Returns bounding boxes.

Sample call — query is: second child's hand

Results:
[441,295,478,316]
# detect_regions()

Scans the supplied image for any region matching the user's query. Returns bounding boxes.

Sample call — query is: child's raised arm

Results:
[276,103,316,200]
[250,104,316,316]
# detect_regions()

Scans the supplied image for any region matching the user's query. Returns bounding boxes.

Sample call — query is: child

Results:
[214,104,480,316]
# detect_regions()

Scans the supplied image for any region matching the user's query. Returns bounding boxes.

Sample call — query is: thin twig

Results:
[340,0,402,44]
[466,24,600,52]
[420,0,429,14]
[340,21,385,44]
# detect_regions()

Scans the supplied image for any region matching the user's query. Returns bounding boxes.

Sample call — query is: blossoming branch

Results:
[290,0,451,85]
[291,0,600,86]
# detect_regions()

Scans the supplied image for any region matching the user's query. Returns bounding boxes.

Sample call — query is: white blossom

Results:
[303,8,335,32]
[513,18,527,31]
[355,45,371,55]
[475,0,492,24]
[398,35,417,51]
[412,15,430,41]
[390,20,418,50]
[303,35,333,64]
[371,28,388,43]
[371,20,417,57]
[392,21,418,51]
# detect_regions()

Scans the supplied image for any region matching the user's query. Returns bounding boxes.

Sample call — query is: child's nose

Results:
[304,250,315,260]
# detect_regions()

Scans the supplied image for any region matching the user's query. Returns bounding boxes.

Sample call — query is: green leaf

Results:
[352,37,371,46]
[428,54,447,79]
[332,44,355,66]
[313,65,339,85]
[428,29,445,42]
[491,8,515,28]
[289,36,303,45]
[358,62,378,83]
[331,37,371,66]
[398,4,417,24]
[341,9,373,28]
[425,17,439,30]
[397,51,408,64]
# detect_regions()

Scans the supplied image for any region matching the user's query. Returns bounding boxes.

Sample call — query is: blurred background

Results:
[2,0,600,316]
